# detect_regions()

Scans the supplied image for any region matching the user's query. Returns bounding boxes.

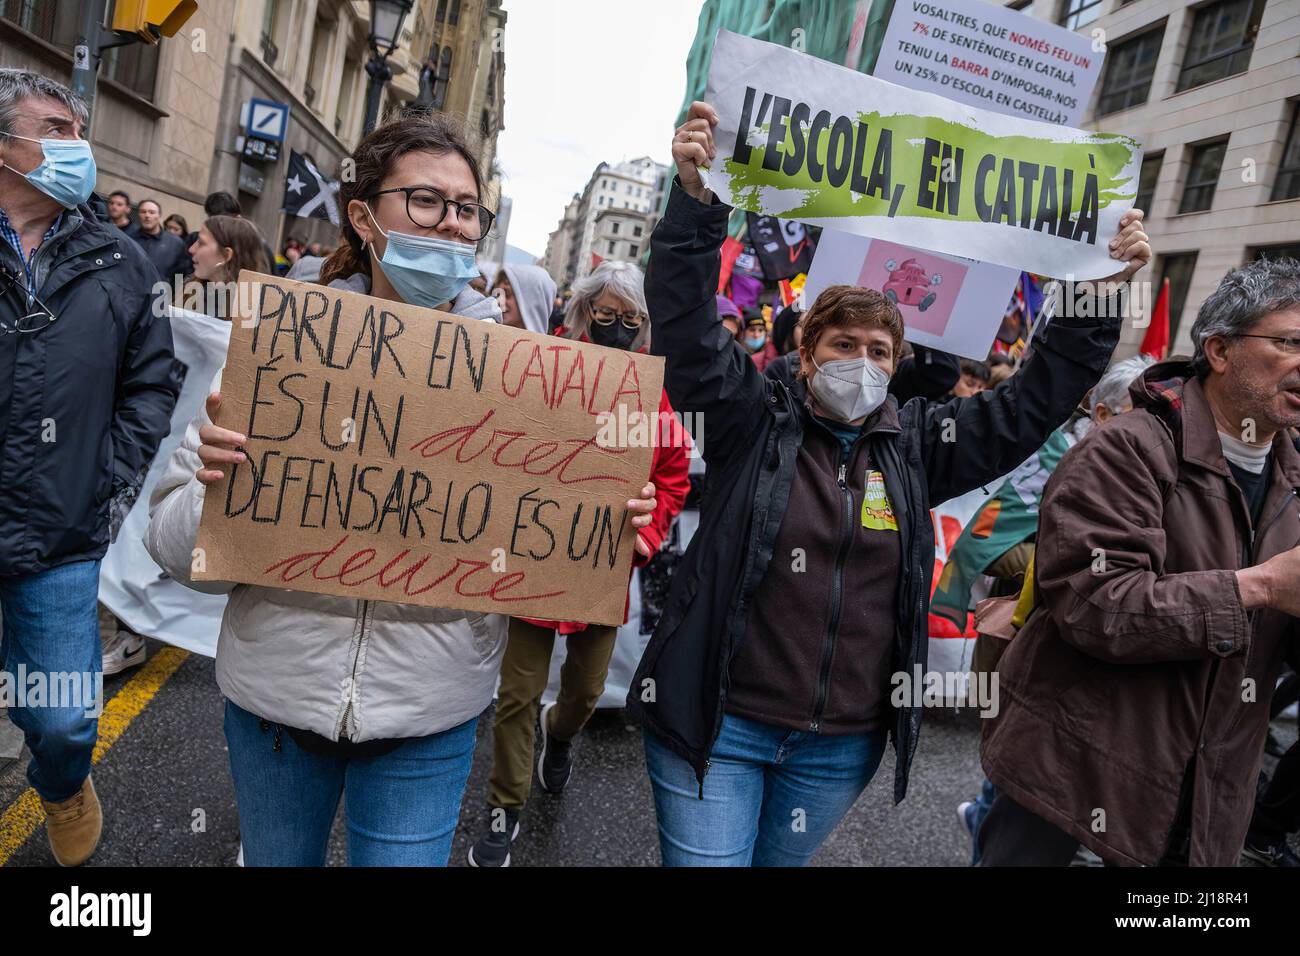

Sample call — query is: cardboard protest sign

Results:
[876,0,1104,126]
[193,274,664,627]
[703,30,1140,280]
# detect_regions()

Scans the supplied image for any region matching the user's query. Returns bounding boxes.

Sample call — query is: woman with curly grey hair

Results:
[469,258,693,867]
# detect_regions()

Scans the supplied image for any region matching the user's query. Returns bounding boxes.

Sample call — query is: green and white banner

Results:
[704,30,1142,280]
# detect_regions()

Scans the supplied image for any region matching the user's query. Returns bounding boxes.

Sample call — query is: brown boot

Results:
[41,775,102,867]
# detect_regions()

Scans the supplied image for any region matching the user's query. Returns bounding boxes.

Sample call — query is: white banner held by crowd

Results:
[803,0,1107,359]
[703,30,1140,279]
[99,307,230,658]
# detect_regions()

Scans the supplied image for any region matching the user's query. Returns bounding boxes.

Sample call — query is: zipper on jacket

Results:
[29,226,114,303]
[339,599,371,738]
[810,458,854,733]
[698,414,790,797]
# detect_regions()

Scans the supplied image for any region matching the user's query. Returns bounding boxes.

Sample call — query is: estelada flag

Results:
[282,150,340,225]
[746,212,817,280]
[930,429,1072,631]
[1141,277,1170,359]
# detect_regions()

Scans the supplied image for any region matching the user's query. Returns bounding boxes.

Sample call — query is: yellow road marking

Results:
[0,645,189,865]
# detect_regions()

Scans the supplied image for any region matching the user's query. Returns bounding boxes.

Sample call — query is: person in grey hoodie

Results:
[493,263,556,335]
[146,116,658,866]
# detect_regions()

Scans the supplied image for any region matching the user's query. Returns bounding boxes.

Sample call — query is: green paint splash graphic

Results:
[724,111,1137,228]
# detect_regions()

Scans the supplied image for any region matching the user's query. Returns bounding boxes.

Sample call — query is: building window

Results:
[611,222,620,234]
[450,0,462,25]
[633,225,643,237]
[1179,139,1228,213]
[304,16,334,112]
[337,55,358,139]
[1271,103,1300,202]
[1176,0,1266,93]
[436,0,447,20]
[1096,25,1165,115]
[1158,253,1199,344]
[1135,152,1163,213]
[102,43,161,101]
[260,0,281,65]
[1058,0,1101,30]
[433,47,452,109]
[1009,0,1034,13]
[608,241,616,254]
[629,244,639,257]
[1251,243,1300,262]
[0,0,76,47]
[480,109,490,139]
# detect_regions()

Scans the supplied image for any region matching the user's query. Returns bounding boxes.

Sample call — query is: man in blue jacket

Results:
[0,69,178,866]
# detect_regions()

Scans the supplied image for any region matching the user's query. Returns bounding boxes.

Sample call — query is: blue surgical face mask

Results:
[365,204,478,309]
[3,134,97,209]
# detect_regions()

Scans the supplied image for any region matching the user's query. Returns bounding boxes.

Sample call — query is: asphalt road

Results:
[1,638,1296,867]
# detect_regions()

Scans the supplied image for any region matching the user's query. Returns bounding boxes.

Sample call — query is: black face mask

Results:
[589,319,638,351]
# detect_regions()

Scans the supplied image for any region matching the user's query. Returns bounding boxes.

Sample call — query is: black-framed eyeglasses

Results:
[590,304,644,329]
[0,268,58,335]
[1237,333,1300,354]
[369,186,496,241]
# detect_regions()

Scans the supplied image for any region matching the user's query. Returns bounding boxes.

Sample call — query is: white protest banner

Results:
[806,0,1104,358]
[99,308,232,657]
[704,30,1141,280]
[804,233,1018,360]
[876,0,1104,127]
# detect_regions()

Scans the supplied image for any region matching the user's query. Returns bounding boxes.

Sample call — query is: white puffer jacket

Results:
[144,274,508,741]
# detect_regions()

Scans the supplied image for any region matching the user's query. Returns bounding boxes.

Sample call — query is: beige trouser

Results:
[487,618,618,810]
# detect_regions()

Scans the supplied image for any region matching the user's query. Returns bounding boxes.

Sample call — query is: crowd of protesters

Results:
[1,65,1297,870]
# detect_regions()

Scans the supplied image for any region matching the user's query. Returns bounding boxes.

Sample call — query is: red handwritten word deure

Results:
[263,534,567,603]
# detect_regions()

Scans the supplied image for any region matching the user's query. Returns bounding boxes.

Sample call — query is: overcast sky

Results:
[496,0,703,258]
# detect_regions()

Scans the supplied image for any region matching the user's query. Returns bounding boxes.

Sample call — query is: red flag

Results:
[591,252,604,271]
[1141,277,1170,359]
[717,236,743,294]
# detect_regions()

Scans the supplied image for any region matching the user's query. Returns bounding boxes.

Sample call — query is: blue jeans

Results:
[970,778,998,865]
[0,561,102,802]
[643,712,888,866]
[224,700,477,866]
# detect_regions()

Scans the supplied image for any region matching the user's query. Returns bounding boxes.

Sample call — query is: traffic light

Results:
[110,0,199,43]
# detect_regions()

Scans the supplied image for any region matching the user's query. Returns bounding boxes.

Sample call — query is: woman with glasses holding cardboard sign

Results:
[147,116,662,867]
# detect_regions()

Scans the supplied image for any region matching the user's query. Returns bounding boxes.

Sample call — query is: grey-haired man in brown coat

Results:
[980,257,1300,866]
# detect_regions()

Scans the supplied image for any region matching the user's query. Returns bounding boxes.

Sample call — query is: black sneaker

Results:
[1241,836,1300,867]
[536,701,574,794]
[467,808,520,867]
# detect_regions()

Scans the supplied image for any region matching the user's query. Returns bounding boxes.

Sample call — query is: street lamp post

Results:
[362,0,414,136]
